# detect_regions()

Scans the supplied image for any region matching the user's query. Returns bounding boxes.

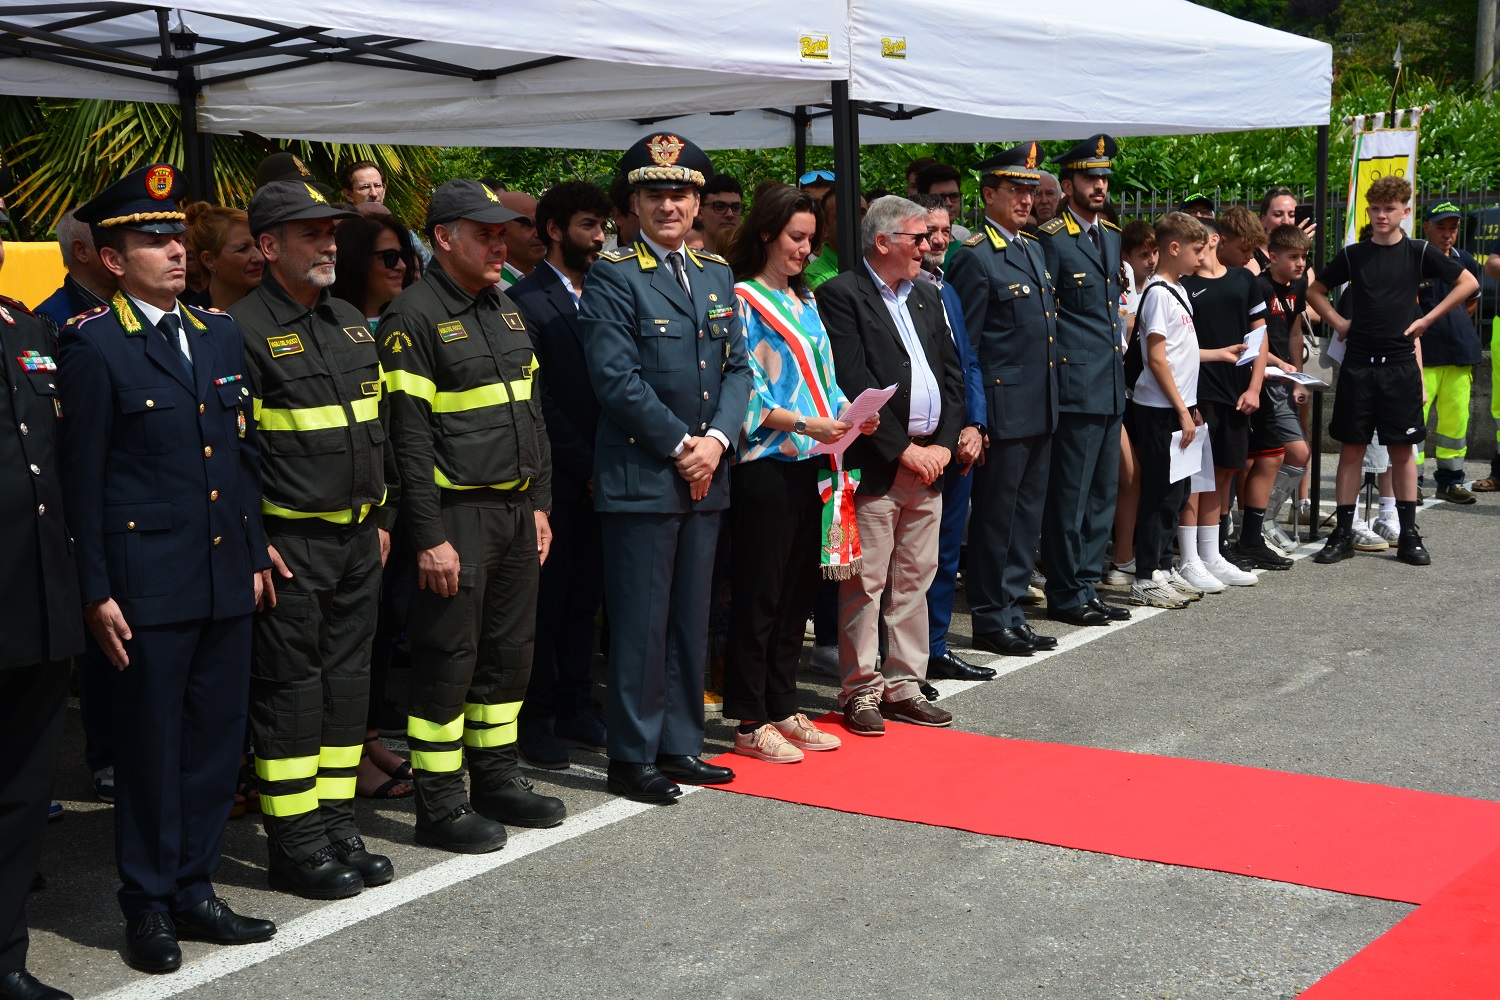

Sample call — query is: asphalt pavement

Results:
[24,463,1498,999]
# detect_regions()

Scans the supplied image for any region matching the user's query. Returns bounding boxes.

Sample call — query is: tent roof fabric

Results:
[0,1,1331,147]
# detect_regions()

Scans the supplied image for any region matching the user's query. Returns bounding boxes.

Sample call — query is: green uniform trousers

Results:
[1419,364,1473,486]
[406,497,537,824]
[252,518,382,864]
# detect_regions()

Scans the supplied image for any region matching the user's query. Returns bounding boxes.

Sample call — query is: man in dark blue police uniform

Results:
[1,198,84,1000]
[579,133,753,803]
[58,165,276,975]
[948,143,1061,656]
[1035,135,1131,627]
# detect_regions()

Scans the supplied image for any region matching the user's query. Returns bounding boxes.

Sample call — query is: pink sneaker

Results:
[772,713,842,751]
[734,724,805,763]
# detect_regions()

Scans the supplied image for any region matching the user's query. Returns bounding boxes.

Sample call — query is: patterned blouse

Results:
[736,283,851,464]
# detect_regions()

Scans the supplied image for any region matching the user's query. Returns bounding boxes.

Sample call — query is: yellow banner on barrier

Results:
[0,242,66,310]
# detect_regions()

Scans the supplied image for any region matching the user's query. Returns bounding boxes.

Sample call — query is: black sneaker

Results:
[1312,527,1355,564]
[1396,529,1432,565]
[1236,536,1293,570]
[1218,543,1255,571]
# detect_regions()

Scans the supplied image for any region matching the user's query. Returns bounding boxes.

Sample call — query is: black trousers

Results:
[0,661,68,976]
[524,476,603,723]
[1126,402,1191,578]
[251,519,382,864]
[406,498,537,824]
[108,615,251,918]
[724,458,822,723]
[967,432,1052,632]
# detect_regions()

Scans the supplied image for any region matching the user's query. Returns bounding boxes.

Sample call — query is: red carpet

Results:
[707,716,1500,996]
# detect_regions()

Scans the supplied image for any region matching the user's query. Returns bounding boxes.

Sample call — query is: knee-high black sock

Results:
[1396,500,1417,534]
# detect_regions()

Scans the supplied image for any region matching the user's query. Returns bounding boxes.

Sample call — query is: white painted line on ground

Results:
[87,787,699,1000]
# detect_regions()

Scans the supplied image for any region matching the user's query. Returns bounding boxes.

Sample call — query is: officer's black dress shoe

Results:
[0,970,73,999]
[1312,527,1355,565]
[1046,604,1112,627]
[474,776,567,828]
[919,681,940,701]
[330,836,394,887]
[927,650,997,681]
[1396,528,1432,566]
[1015,623,1058,650]
[1086,597,1131,621]
[973,627,1035,657]
[414,803,507,854]
[172,896,275,945]
[656,755,734,785]
[124,912,181,974]
[606,761,681,804]
[268,845,364,900]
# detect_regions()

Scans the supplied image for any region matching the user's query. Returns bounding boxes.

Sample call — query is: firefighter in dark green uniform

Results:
[229,181,396,898]
[381,179,564,855]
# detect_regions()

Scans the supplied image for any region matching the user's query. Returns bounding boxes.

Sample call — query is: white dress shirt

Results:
[543,260,580,308]
[864,259,941,436]
[638,232,730,455]
[131,295,192,364]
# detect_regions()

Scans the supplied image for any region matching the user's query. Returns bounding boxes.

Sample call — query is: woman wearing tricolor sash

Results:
[721,185,879,764]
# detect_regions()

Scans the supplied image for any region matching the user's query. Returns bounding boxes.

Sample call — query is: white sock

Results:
[1177,525,1201,567]
[1379,496,1396,517]
[1197,524,1221,565]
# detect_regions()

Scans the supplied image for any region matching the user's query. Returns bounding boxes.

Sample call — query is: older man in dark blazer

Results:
[509,180,613,769]
[820,195,965,737]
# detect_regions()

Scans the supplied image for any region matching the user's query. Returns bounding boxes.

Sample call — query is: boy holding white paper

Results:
[1124,213,1245,609]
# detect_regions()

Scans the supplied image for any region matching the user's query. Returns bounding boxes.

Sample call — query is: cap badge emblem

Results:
[1096,136,1106,158]
[146,166,174,200]
[648,134,685,167]
[1025,143,1038,169]
[305,183,326,204]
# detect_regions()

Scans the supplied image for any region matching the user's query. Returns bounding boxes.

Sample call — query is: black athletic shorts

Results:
[1328,359,1426,446]
[1196,398,1249,470]
[1248,383,1306,456]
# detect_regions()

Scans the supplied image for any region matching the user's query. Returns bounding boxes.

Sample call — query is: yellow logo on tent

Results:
[881,37,906,59]
[800,33,829,60]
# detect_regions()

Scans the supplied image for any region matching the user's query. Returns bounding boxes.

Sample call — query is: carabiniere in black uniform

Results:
[229,181,398,899]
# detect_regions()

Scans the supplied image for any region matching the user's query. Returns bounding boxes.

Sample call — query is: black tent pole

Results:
[1309,121,1330,540]
[794,105,808,179]
[830,81,860,274]
[177,68,215,203]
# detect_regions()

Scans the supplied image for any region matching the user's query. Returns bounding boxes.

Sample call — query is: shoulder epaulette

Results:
[598,246,638,263]
[1101,219,1122,233]
[688,248,729,267]
[188,303,227,315]
[963,233,986,247]
[1038,218,1067,235]
[0,293,33,315]
[73,305,110,326]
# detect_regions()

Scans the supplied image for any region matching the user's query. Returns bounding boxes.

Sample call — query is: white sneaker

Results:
[1128,571,1189,609]
[1204,555,1258,587]
[1372,514,1401,543]
[1351,519,1389,552]
[1165,567,1205,601]
[806,644,840,677]
[1102,562,1133,586]
[1264,521,1298,554]
[1176,560,1226,594]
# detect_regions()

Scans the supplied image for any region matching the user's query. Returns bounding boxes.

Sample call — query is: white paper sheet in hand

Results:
[1236,328,1265,366]
[1324,333,1347,366]
[1189,426,1217,493]
[1169,429,1203,484]
[1265,368,1331,388]
[811,383,900,456]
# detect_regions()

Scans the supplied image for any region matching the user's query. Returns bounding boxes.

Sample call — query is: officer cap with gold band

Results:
[973,142,1045,187]
[618,132,714,189]
[75,163,187,236]
[1052,133,1117,177]
[248,180,358,236]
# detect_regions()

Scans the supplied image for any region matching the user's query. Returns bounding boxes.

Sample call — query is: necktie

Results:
[159,312,192,380]
[666,251,691,297]
[1087,225,1103,257]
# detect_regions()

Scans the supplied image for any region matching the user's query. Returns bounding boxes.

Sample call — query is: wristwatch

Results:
[793,415,808,434]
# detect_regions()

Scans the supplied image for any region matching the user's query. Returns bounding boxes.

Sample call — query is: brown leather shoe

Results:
[842,690,885,737]
[880,696,953,728]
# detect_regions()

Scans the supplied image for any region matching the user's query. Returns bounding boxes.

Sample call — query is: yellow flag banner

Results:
[1343,108,1423,246]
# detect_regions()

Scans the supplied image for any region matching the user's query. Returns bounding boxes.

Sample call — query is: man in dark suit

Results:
[1035,135,1132,627]
[1,202,84,1000]
[35,209,115,329]
[820,195,966,736]
[948,144,1061,657]
[58,165,276,975]
[579,133,752,803]
[510,180,613,769]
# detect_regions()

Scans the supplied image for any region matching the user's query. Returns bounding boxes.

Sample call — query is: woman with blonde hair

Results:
[185,202,263,310]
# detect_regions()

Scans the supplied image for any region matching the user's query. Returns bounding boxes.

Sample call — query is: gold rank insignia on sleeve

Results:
[502,311,526,332]
[599,246,638,263]
[437,320,467,342]
[1039,218,1067,235]
[344,325,375,344]
[267,333,303,357]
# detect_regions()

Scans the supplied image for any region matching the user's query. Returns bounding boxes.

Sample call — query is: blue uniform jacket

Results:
[57,293,270,627]
[579,241,752,514]
[1417,245,1482,367]
[947,224,1060,440]
[1036,212,1126,416]
[510,263,598,486]
[35,275,109,329]
[935,277,986,428]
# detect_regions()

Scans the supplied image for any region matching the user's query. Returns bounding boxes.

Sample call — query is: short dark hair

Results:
[905,156,939,181]
[909,193,947,214]
[725,183,822,300]
[337,160,382,191]
[1121,219,1156,254]
[92,225,134,258]
[331,214,417,316]
[703,174,742,198]
[1267,222,1312,254]
[863,187,891,202]
[534,180,613,250]
[608,172,634,216]
[913,163,961,193]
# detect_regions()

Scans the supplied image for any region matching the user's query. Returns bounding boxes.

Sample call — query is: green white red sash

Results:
[735,279,862,579]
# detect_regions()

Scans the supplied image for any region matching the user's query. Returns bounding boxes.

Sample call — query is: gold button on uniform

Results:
[702,391,710,400]
[699,360,706,369]
[145,399,154,408]
[213,536,222,546]
[19,422,27,435]
[210,490,219,501]
[199,404,205,414]
[127,521,136,530]
[203,446,212,457]
[29,464,40,475]
[37,504,45,516]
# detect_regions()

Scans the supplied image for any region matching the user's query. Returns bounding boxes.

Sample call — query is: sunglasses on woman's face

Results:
[371,248,407,269]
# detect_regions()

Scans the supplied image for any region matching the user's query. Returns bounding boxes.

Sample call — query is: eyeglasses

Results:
[799,169,835,186]
[707,199,743,216]
[887,231,932,246]
[936,191,962,203]
[370,248,408,269]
